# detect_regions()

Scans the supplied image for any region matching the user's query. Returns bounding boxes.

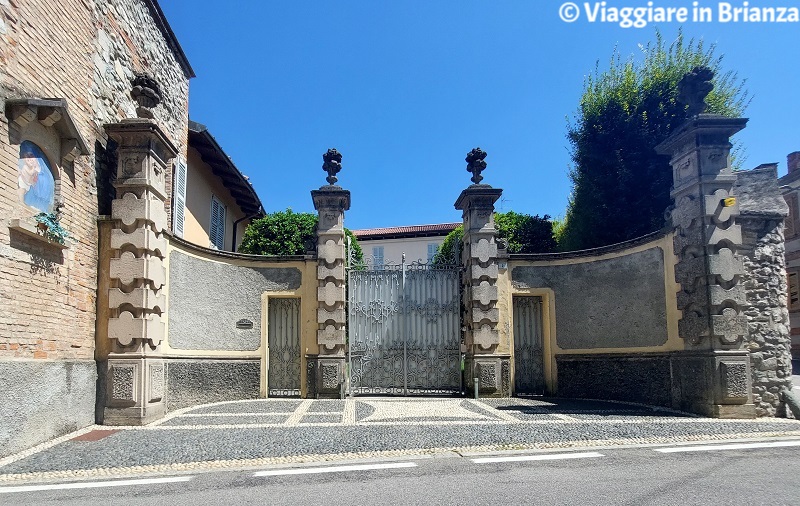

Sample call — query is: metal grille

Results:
[348,245,462,395]
[267,297,301,397]
[513,296,545,395]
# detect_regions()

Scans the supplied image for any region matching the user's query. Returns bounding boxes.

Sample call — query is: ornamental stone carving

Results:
[322,148,343,186]
[455,150,505,396]
[678,66,714,117]
[466,147,488,185]
[111,364,136,402]
[656,83,754,417]
[102,118,176,425]
[656,111,748,349]
[131,74,163,119]
[311,150,351,397]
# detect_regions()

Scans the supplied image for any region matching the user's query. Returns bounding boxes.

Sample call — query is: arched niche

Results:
[5,98,89,173]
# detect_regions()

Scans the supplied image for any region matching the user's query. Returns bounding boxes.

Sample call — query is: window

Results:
[372,246,384,268]
[789,271,800,312]
[173,155,187,238]
[210,195,226,250]
[427,243,438,262]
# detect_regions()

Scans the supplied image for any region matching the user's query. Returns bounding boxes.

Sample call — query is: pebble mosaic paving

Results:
[2,397,799,481]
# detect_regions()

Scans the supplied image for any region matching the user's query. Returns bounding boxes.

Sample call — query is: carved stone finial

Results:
[466,147,488,185]
[322,148,342,185]
[678,66,715,117]
[130,74,163,118]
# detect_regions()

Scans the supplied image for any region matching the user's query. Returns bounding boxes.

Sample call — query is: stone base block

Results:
[306,355,346,398]
[713,403,757,419]
[465,356,510,398]
[103,401,166,426]
[555,351,756,418]
[672,350,755,418]
[99,358,166,425]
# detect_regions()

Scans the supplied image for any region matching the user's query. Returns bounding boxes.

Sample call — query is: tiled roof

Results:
[352,222,460,240]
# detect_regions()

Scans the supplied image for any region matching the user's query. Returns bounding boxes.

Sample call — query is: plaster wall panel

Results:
[513,246,669,350]
[167,250,301,351]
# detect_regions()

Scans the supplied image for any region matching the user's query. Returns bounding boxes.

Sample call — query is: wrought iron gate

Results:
[512,295,545,395]
[267,297,301,397]
[347,245,462,395]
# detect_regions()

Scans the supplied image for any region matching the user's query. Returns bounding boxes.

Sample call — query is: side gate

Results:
[347,244,462,395]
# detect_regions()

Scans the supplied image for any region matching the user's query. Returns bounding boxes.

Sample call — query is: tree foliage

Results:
[433,225,463,265]
[494,211,557,254]
[558,30,749,251]
[434,212,556,264]
[239,208,363,262]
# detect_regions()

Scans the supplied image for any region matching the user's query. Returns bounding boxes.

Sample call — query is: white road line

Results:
[254,462,417,476]
[0,476,193,494]
[471,452,605,464]
[655,440,800,453]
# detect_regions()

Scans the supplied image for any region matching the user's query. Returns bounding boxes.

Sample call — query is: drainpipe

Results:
[231,206,263,252]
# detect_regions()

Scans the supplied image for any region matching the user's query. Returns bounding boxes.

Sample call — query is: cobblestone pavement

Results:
[2,397,799,482]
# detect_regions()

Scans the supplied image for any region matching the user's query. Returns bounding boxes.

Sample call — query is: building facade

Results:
[778,151,800,358]
[352,222,459,266]
[0,0,261,456]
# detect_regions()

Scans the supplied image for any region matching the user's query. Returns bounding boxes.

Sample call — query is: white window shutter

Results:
[173,156,187,238]
[210,195,226,250]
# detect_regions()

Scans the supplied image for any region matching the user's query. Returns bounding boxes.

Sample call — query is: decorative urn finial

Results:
[466,147,487,185]
[678,66,715,117]
[130,73,163,119]
[322,148,342,185]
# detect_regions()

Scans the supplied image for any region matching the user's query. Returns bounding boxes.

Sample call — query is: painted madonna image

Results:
[17,140,55,213]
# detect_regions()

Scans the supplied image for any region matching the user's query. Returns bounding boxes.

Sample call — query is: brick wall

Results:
[0,0,189,361]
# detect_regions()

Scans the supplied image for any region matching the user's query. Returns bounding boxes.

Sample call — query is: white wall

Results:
[359,235,448,266]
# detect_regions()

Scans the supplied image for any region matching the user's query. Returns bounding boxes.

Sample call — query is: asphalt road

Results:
[4,439,800,506]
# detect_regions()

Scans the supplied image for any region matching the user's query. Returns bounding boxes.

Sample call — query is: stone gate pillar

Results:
[454,148,510,397]
[102,119,175,424]
[309,149,350,398]
[656,67,754,417]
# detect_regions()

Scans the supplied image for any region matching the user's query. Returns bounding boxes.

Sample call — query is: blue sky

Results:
[159,1,800,230]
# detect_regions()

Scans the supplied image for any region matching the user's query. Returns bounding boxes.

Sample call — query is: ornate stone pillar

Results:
[656,67,754,417]
[454,148,510,397]
[102,119,175,424]
[309,149,350,398]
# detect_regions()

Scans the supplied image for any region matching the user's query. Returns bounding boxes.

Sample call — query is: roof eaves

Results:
[145,0,196,79]
[188,121,264,216]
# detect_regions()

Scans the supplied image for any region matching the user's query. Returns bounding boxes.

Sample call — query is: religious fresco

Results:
[17,140,55,213]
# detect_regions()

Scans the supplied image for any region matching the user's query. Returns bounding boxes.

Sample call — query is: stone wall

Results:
[1,0,190,453]
[736,167,793,416]
[165,359,260,411]
[556,354,673,407]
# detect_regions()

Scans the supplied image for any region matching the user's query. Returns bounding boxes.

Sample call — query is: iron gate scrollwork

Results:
[267,297,302,397]
[347,241,462,395]
[512,295,545,395]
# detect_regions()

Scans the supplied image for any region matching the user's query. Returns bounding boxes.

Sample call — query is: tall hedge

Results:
[558,30,748,251]
[239,208,363,261]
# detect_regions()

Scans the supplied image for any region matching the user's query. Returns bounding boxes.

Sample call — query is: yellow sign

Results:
[723,197,736,207]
